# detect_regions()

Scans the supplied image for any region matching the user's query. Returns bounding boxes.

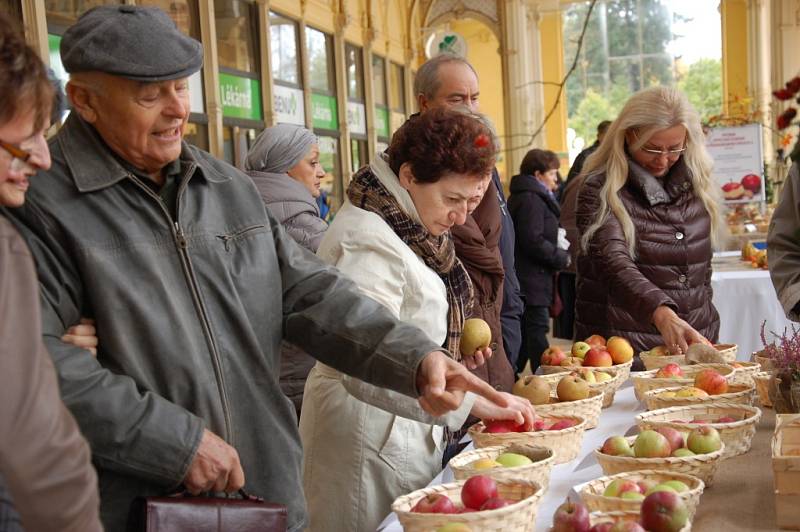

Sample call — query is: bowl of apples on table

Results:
[578,469,704,520]
[539,335,634,385]
[469,414,587,465]
[392,474,542,532]
[594,426,725,486]
[643,368,755,411]
[631,363,738,401]
[636,404,762,459]
[512,373,605,429]
[549,495,692,532]
[449,443,555,491]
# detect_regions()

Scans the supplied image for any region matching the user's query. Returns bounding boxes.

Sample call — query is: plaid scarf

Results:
[347,165,474,359]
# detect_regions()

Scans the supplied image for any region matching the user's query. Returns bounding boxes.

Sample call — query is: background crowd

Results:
[0,4,740,532]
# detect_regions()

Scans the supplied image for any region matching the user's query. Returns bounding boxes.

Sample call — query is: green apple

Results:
[662,480,690,493]
[672,448,696,458]
[436,524,472,532]
[594,371,613,383]
[620,491,646,501]
[645,483,678,496]
[495,452,533,468]
[572,341,592,359]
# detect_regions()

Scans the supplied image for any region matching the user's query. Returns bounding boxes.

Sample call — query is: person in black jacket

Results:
[508,149,570,374]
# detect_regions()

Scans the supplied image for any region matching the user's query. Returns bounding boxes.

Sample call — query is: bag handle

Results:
[169,487,264,502]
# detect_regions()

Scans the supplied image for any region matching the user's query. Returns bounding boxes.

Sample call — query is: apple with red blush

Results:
[461,475,498,510]
[552,501,591,532]
[411,493,457,514]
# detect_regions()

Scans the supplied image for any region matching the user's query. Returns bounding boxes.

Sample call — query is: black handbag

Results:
[128,489,287,532]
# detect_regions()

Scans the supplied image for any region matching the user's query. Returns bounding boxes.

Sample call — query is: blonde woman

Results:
[575,86,722,363]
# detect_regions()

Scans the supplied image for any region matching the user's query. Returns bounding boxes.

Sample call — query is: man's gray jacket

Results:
[8,114,439,531]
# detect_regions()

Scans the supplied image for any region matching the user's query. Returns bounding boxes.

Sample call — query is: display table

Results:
[377,381,778,531]
[711,252,794,358]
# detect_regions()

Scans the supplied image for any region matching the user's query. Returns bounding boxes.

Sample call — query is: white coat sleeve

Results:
[330,228,475,429]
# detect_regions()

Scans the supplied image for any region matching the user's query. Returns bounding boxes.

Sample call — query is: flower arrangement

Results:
[773,75,800,162]
[760,320,800,381]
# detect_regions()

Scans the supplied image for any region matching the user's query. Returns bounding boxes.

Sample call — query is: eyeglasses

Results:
[631,131,687,159]
[0,140,33,172]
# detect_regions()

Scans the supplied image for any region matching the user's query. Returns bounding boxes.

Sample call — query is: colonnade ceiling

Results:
[422,0,500,38]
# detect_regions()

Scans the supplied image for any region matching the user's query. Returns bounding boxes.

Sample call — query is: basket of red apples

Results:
[550,494,691,532]
[513,373,604,429]
[392,474,542,532]
[635,403,762,459]
[538,336,635,382]
[642,368,755,410]
[449,443,555,490]
[469,414,587,464]
[632,364,738,401]
[594,428,725,486]
[578,469,704,520]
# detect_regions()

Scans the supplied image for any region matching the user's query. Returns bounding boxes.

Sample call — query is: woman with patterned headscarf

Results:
[299,107,535,531]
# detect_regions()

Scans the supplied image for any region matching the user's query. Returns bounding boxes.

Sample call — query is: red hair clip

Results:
[474,134,490,148]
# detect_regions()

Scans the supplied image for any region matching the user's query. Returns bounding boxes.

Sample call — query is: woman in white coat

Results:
[299,107,535,531]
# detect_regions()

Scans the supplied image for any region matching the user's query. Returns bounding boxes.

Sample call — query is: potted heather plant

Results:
[761,321,800,412]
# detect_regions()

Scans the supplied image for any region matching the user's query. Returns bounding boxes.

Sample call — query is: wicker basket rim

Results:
[539,359,634,371]
[643,383,754,398]
[540,388,605,405]
[581,468,705,496]
[635,403,762,428]
[594,436,725,462]
[391,478,543,515]
[449,444,556,470]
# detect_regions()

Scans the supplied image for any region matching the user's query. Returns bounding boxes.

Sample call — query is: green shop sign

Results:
[219,73,262,121]
[311,94,338,130]
[375,107,390,138]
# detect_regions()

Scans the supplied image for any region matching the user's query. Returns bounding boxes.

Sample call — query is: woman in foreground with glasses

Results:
[574,86,723,368]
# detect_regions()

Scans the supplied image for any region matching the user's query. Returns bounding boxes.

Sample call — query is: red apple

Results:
[640,491,689,532]
[716,416,737,423]
[585,334,607,348]
[552,501,591,532]
[655,363,684,379]
[633,430,672,458]
[549,419,578,431]
[722,181,746,200]
[601,435,635,457]
[603,479,642,498]
[606,336,634,364]
[583,348,614,367]
[542,346,567,366]
[686,426,722,454]
[693,369,728,395]
[589,524,615,532]
[533,419,546,431]
[741,173,761,193]
[483,419,524,433]
[655,427,686,453]
[479,497,511,510]
[411,493,457,513]
[689,419,707,424]
[461,475,498,510]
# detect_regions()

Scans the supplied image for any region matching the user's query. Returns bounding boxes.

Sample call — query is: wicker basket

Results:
[632,364,738,401]
[635,403,762,459]
[752,349,773,372]
[579,469,704,520]
[538,369,622,408]
[639,351,686,370]
[643,383,755,411]
[713,343,738,363]
[533,389,604,429]
[449,444,555,491]
[754,371,773,407]
[588,510,692,531]
[594,435,725,486]
[468,415,587,465]
[538,359,634,383]
[392,479,543,532]
[728,361,762,385]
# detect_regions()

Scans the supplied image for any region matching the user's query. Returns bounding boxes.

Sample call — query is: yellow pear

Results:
[460,318,491,357]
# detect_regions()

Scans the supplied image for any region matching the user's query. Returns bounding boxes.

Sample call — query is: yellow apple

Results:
[675,387,709,398]
[471,457,501,470]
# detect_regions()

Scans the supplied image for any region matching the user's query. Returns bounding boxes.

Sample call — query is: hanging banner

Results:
[706,124,765,204]
[272,84,304,125]
[311,93,338,130]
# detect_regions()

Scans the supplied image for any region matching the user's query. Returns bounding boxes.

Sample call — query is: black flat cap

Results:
[60,5,203,82]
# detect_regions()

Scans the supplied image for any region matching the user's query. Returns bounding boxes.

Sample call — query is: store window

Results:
[45,0,115,29]
[388,62,407,137]
[270,12,305,126]
[372,55,390,150]
[308,27,342,215]
[346,43,367,171]
[216,0,263,168]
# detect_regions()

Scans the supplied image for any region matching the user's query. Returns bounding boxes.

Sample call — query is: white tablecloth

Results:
[711,256,795,358]
[377,383,643,532]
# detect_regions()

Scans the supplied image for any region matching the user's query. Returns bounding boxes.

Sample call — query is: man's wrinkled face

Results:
[420,62,480,112]
[73,74,190,178]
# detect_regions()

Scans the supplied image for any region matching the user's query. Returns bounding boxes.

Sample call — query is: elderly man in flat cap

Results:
[6,5,519,531]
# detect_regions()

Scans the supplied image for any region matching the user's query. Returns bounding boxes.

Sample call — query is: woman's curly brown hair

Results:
[0,14,54,130]
[388,107,498,183]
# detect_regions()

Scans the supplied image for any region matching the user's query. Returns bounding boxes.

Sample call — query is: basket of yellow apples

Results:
[632,363,738,400]
[392,475,543,532]
[536,367,623,408]
[594,428,725,486]
[579,469,704,520]
[636,403,762,459]
[525,374,604,429]
[449,443,555,490]
[468,414,587,465]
